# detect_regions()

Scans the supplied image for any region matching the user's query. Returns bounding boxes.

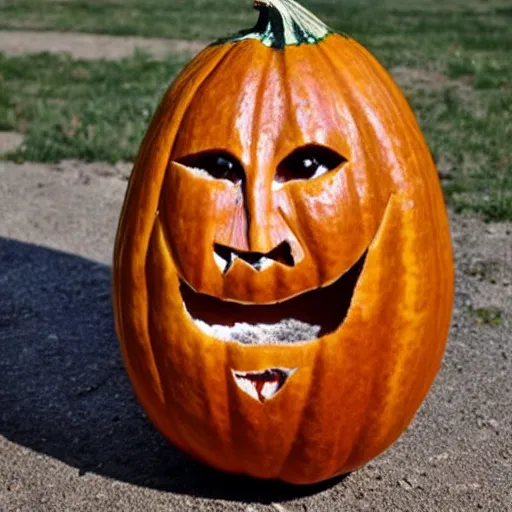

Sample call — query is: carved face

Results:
[113,0,453,485]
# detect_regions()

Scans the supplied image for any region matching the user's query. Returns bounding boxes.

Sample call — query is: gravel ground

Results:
[0,159,511,511]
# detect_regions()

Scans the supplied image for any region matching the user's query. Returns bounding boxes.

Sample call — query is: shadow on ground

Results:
[0,238,343,502]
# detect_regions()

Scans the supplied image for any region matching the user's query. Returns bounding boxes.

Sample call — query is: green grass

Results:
[468,306,504,326]
[1,0,512,51]
[0,51,189,162]
[0,0,511,219]
[406,56,512,221]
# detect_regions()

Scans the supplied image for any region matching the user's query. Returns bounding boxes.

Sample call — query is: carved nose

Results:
[213,241,295,273]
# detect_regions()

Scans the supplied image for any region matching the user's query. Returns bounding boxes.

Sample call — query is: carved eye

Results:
[275,145,346,183]
[177,150,244,183]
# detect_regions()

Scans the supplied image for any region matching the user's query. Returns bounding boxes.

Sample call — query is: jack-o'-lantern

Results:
[113,0,454,484]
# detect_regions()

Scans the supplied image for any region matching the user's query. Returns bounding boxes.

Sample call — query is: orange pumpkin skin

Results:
[113,0,454,484]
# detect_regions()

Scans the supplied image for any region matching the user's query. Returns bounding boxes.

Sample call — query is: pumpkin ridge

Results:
[318,39,402,201]
[347,40,424,144]
[145,224,197,456]
[319,194,398,474]
[278,43,374,289]
[370,217,425,452]
[167,43,243,163]
[339,38,432,189]
[313,40,388,231]
[162,45,245,285]
[337,196,403,469]
[279,46,299,141]
[274,343,323,479]
[122,45,236,454]
[148,221,237,467]
[274,191,389,478]
[275,50,320,282]
[245,47,275,253]
[278,337,341,482]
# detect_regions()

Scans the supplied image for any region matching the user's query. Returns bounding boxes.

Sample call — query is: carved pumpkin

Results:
[113,0,454,484]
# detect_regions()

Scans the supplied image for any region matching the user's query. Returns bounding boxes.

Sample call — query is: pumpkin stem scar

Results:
[212,0,340,49]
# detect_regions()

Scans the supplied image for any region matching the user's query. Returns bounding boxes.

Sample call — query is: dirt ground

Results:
[0,30,207,60]
[0,30,511,512]
[0,132,24,155]
[1,158,511,512]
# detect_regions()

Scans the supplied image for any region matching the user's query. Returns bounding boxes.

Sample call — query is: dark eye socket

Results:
[275,145,346,183]
[177,150,244,183]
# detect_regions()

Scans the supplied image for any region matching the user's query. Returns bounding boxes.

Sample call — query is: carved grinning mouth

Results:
[180,250,367,345]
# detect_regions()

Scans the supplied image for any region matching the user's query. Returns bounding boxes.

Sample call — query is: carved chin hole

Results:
[232,368,297,402]
[180,251,367,345]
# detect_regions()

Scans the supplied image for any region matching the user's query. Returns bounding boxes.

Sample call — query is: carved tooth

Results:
[213,251,228,273]
[214,251,235,273]
[252,256,273,272]
[234,376,260,401]
[258,256,273,271]
[226,253,236,273]
[261,380,280,400]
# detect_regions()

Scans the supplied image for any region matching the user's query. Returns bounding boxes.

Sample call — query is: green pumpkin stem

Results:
[216,0,335,49]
